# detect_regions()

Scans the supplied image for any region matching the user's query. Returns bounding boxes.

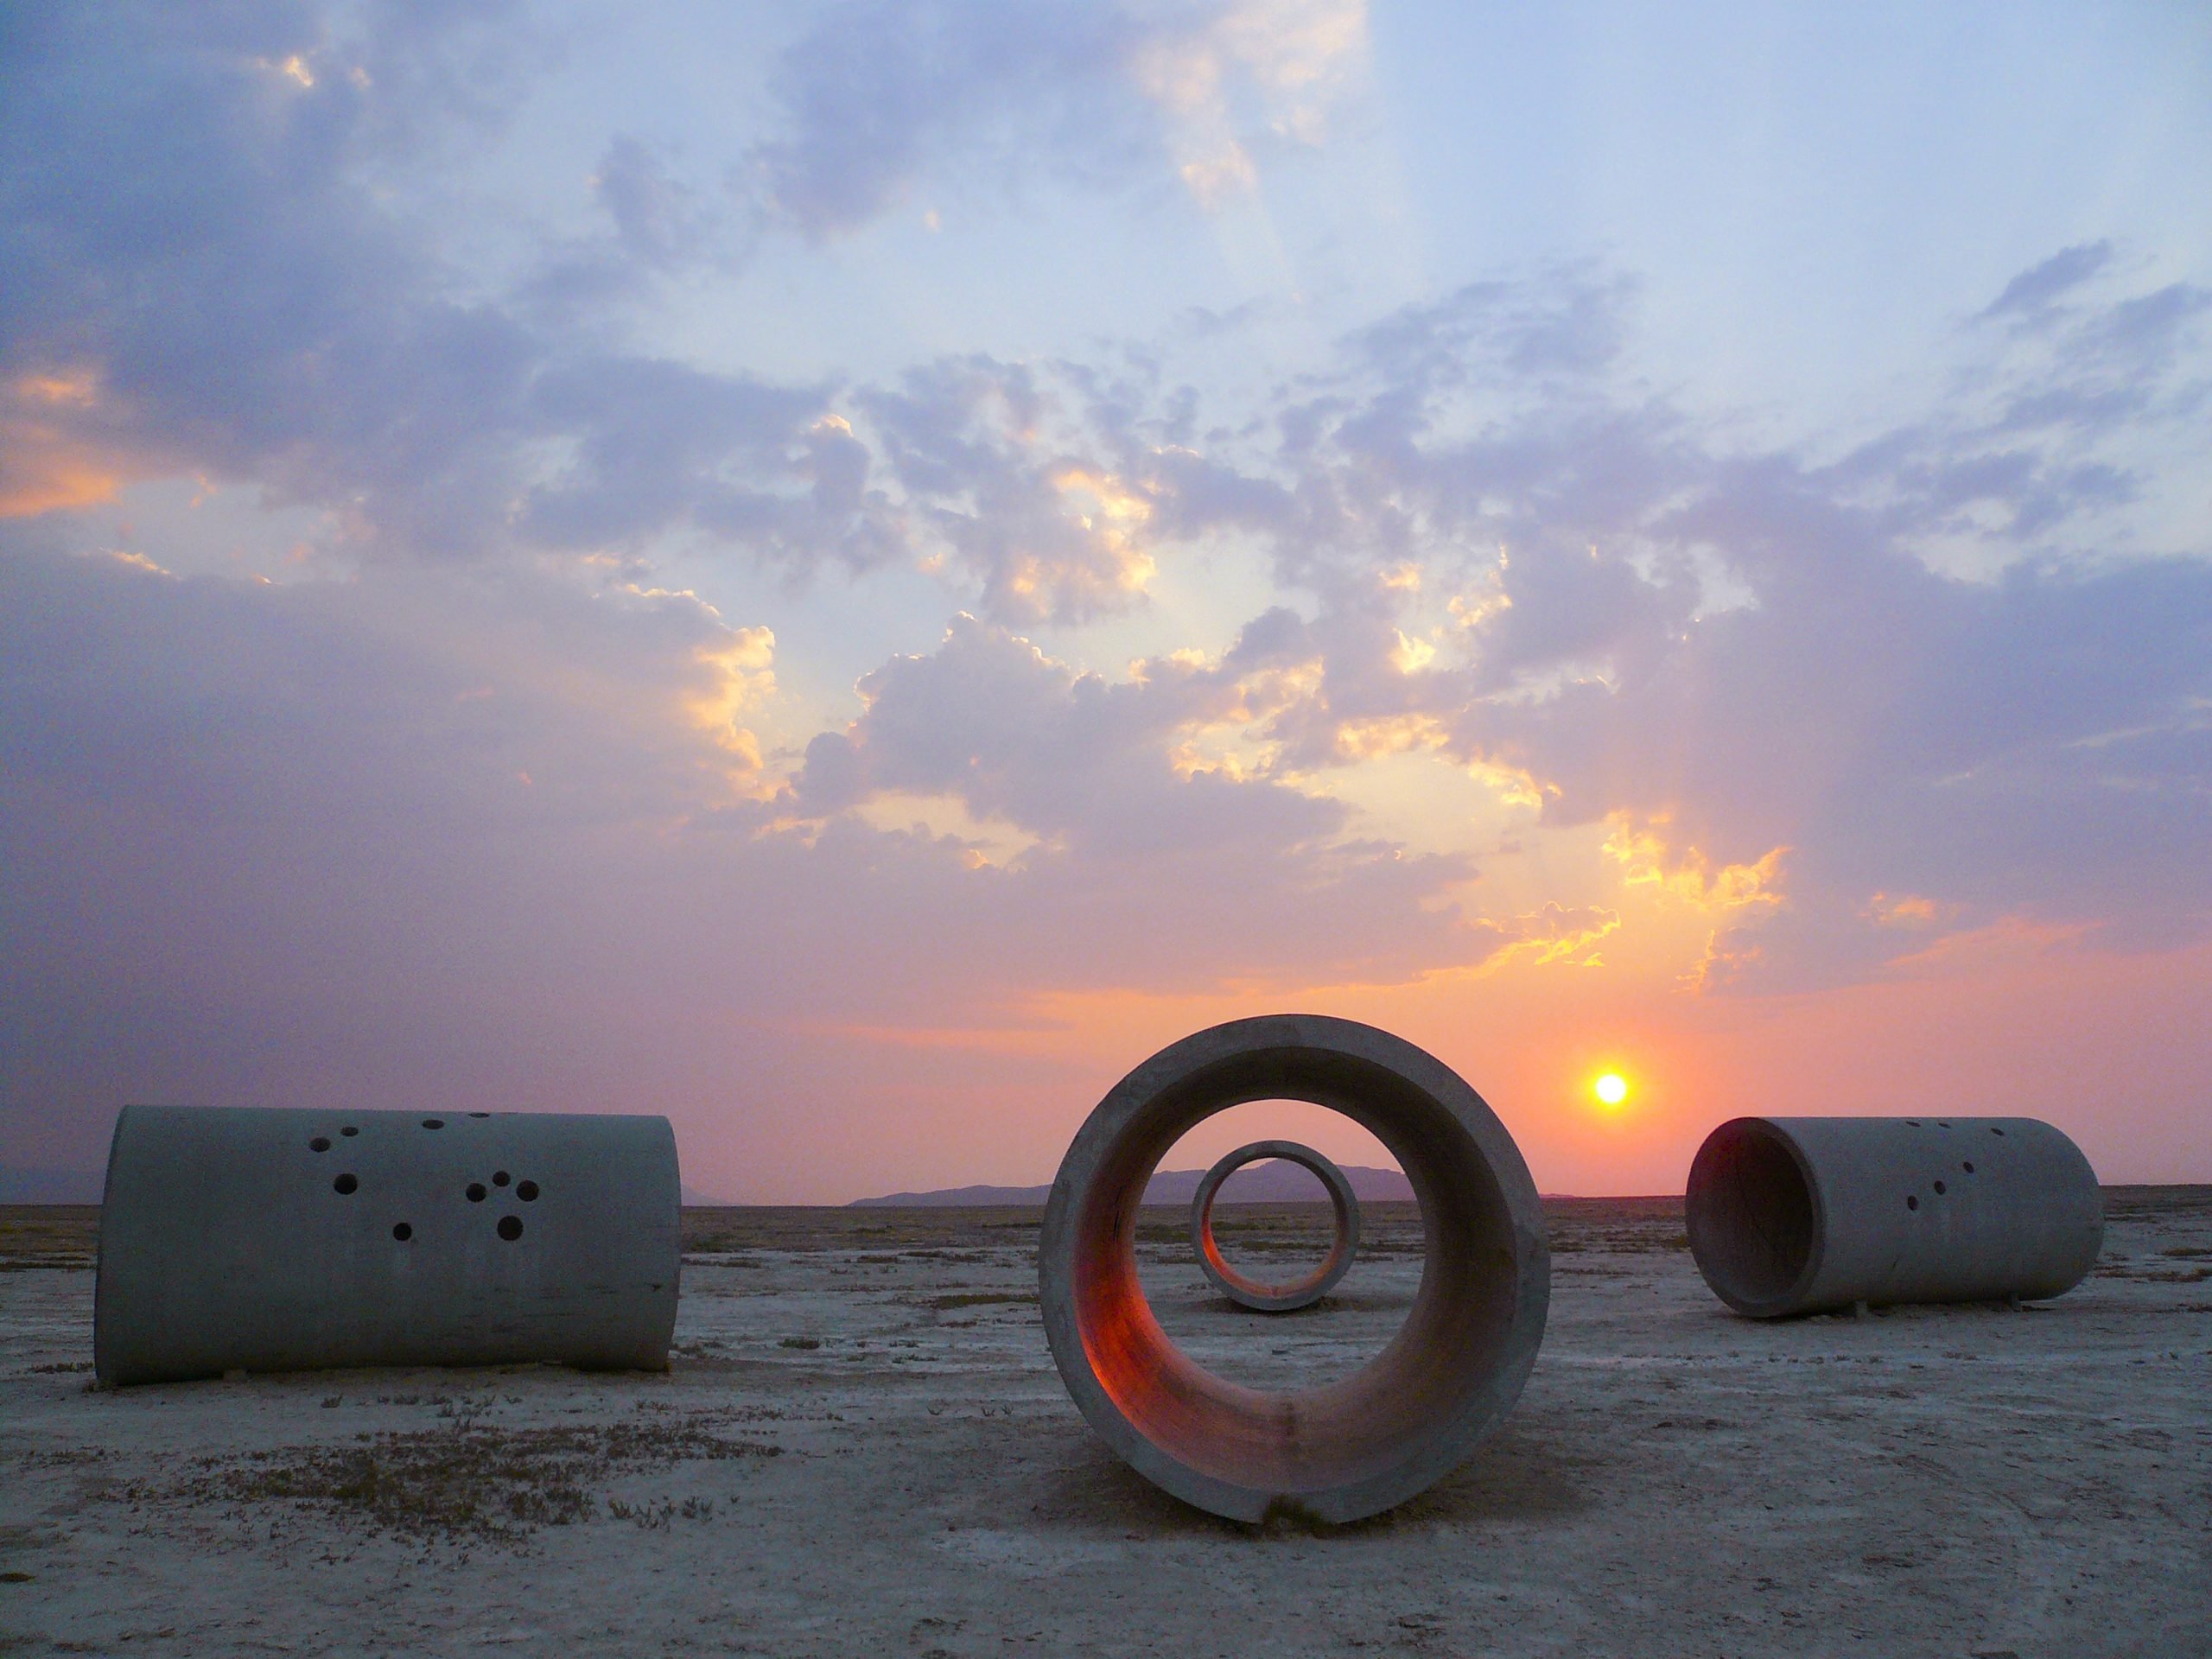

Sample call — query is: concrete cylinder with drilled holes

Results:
[1685,1116,2103,1319]
[94,1105,680,1387]
[1190,1140,1361,1313]
[1039,1014,1549,1524]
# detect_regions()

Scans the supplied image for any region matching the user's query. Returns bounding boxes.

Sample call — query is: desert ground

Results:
[3,1191,2208,1658]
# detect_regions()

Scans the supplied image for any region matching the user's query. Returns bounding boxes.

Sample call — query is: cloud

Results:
[744,0,1368,236]
[0,3,897,573]
[0,535,1484,1175]
[987,257,2212,992]
[1978,241,2113,322]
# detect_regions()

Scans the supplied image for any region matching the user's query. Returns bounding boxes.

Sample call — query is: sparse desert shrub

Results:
[134,1418,777,1548]
[928,1292,1038,1311]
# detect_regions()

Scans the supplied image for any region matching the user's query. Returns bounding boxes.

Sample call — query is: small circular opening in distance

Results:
[497,1216,523,1241]
[1991,1128,2005,1136]
[493,1170,510,1186]
[466,1182,486,1202]
[1963,1160,1975,1173]
[1906,1194,1919,1211]
[422,1118,444,1130]
[308,1136,331,1153]
[1937,1121,1951,1128]
[1934,1180,1948,1195]
[392,1223,412,1242]
[468,1111,490,1118]
[334,1173,359,1195]
[1904,1120,1921,1128]
[516,1180,539,1202]
[340,1127,358,1137]
[1686,1122,1816,1309]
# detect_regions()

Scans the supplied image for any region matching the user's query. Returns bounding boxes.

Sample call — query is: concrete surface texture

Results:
[1686,1116,2105,1318]
[95,1106,680,1386]
[1190,1140,1360,1312]
[1039,1014,1550,1523]
[3,1194,2207,1657]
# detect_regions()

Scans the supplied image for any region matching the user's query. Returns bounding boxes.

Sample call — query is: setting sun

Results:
[1594,1072,1629,1107]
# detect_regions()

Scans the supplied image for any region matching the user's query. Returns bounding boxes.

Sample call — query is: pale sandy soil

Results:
[3,1192,2208,1658]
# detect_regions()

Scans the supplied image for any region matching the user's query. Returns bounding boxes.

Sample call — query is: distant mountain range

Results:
[850,1162,1415,1208]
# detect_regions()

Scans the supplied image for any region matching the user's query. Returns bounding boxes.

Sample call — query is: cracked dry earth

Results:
[2,1192,2208,1658]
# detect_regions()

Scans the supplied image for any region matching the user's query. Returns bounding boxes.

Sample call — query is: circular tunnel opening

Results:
[1041,1017,1548,1523]
[1685,1119,1819,1315]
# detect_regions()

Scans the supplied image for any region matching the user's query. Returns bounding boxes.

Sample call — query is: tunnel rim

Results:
[1039,1013,1549,1524]
[1684,1116,1827,1318]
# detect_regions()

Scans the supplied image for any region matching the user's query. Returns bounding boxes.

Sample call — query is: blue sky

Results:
[3,2,2209,1199]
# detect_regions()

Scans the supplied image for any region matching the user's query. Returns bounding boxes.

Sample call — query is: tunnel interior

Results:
[1685,1120,1818,1311]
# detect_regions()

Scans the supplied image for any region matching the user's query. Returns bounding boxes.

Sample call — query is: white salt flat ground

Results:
[2,1194,2207,1658]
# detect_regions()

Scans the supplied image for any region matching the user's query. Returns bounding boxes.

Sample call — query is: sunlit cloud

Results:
[1131,0,1369,209]
[685,625,778,783]
[1604,817,1789,914]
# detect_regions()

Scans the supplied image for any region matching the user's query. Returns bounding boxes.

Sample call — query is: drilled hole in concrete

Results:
[392,1223,412,1242]
[1905,1194,1919,1211]
[1937,1121,1951,1128]
[1963,1160,1976,1173]
[334,1173,359,1195]
[308,1136,331,1152]
[1904,1120,1921,1128]
[422,1118,445,1130]
[498,1216,524,1241]
[468,1111,490,1118]
[340,1127,358,1137]
[466,1182,487,1202]
[517,1180,539,1202]
[493,1170,511,1186]
[1991,1127,2005,1136]
[1934,1180,1948,1195]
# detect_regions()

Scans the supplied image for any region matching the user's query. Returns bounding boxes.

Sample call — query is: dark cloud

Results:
[0,3,888,569]
[1978,240,2114,322]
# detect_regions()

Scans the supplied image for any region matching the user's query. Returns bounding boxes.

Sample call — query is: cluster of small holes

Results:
[310,1117,536,1242]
